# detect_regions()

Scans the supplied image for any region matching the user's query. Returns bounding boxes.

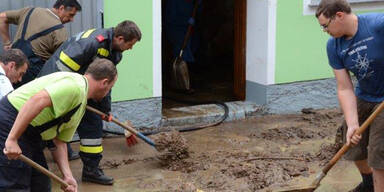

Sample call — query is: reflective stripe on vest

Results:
[79,145,103,154]
[59,51,80,71]
[81,29,96,39]
[97,48,109,57]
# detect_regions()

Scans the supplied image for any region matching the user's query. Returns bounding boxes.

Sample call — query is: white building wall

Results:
[152,0,162,97]
[246,0,276,85]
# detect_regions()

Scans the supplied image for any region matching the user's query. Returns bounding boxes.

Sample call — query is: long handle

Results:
[312,100,384,186]
[19,154,69,188]
[86,106,156,148]
[178,0,200,57]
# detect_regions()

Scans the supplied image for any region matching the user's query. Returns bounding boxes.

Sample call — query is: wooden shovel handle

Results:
[19,154,69,188]
[86,106,156,147]
[179,0,200,55]
[322,101,384,174]
[86,105,138,135]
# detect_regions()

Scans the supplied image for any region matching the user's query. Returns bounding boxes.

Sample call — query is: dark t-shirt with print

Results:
[327,13,384,102]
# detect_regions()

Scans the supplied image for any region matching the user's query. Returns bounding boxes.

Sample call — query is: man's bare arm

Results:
[4,90,52,159]
[0,12,11,48]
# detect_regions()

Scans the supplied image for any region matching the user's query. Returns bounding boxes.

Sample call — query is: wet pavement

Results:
[48,108,361,192]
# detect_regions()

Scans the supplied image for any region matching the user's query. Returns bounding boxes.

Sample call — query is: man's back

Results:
[5,7,67,61]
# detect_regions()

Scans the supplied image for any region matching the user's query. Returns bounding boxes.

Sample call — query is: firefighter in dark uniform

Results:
[38,20,141,185]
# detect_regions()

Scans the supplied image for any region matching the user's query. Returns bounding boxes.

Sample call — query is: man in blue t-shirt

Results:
[316,0,384,191]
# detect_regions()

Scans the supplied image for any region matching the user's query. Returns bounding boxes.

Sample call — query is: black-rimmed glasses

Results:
[321,17,334,31]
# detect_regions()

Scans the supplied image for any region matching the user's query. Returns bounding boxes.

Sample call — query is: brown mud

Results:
[50,108,362,192]
[152,131,191,171]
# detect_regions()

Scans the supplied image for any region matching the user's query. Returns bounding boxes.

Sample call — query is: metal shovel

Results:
[170,0,200,92]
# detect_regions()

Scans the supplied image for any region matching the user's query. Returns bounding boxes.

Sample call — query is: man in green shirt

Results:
[0,58,117,192]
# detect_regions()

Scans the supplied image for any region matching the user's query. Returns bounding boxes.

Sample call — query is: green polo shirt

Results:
[8,72,88,142]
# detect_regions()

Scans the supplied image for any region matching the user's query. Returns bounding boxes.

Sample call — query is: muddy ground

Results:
[48,108,362,192]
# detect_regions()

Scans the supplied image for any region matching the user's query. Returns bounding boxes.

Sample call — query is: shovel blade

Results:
[268,184,317,192]
[171,58,191,91]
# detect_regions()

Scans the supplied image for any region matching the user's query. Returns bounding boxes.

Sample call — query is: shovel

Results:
[274,100,384,192]
[19,154,69,188]
[170,0,200,92]
[86,106,156,148]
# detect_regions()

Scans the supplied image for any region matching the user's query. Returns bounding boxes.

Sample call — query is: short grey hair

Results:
[0,49,29,69]
[85,58,117,82]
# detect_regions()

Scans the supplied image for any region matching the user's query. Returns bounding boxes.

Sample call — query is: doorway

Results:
[162,0,246,109]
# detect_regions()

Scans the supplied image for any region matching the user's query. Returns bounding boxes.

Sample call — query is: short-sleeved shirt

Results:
[7,72,88,142]
[5,7,68,61]
[0,66,13,98]
[327,13,384,102]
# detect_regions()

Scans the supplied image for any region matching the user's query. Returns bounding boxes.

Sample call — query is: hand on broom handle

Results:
[86,105,156,148]
[19,154,69,188]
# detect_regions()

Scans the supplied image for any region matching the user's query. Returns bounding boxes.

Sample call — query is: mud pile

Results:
[304,143,341,165]
[152,131,191,171]
[156,109,342,190]
[259,127,325,140]
[224,160,308,190]
[300,108,341,129]
[193,150,309,190]
[81,108,345,192]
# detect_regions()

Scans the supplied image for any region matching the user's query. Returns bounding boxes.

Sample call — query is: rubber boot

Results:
[348,182,374,192]
[82,165,114,185]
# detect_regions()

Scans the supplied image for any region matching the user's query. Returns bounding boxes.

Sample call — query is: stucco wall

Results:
[275,0,384,84]
[104,0,161,102]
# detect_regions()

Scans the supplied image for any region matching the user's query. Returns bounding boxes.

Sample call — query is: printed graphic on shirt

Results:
[351,51,374,80]
[343,37,374,81]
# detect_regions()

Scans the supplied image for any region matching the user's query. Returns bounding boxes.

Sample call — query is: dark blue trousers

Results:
[0,97,50,192]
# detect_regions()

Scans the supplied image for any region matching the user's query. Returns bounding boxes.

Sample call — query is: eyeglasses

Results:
[321,17,334,31]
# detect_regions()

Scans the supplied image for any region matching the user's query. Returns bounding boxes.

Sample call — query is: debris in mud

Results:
[180,182,197,192]
[188,150,310,190]
[223,160,309,190]
[167,182,205,192]
[151,131,192,172]
[258,127,326,140]
[296,143,340,165]
[100,158,136,169]
[300,109,342,128]
[301,108,316,114]
[314,143,340,165]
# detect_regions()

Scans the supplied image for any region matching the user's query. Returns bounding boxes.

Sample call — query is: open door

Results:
[162,0,246,109]
[233,0,246,100]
